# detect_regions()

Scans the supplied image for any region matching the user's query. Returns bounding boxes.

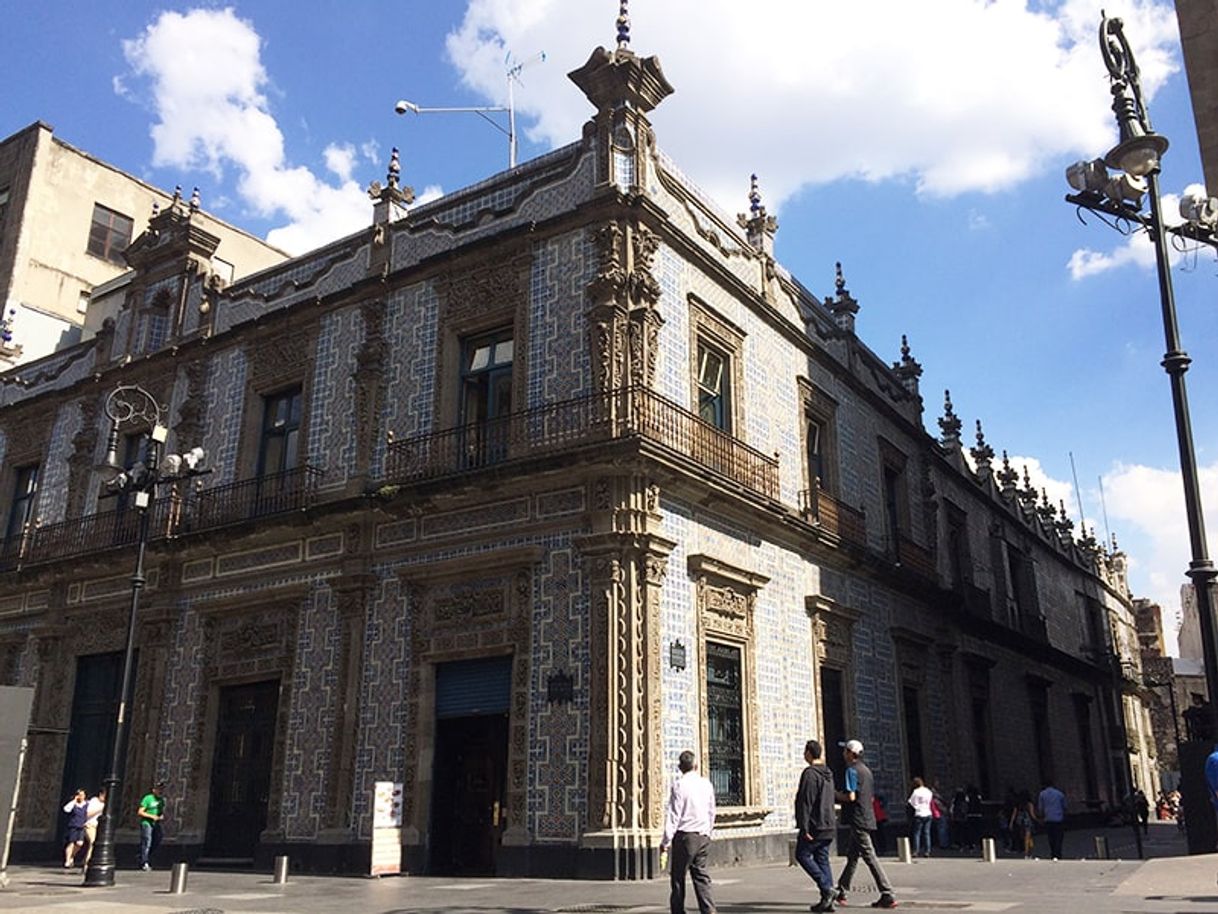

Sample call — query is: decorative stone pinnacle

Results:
[749,173,763,216]
[938,389,962,445]
[172,185,182,206]
[149,201,159,228]
[835,261,848,298]
[189,186,200,212]
[1037,489,1057,525]
[388,146,401,190]
[616,0,631,50]
[970,419,995,467]
[1056,500,1075,536]
[997,450,1018,492]
[1019,464,1038,505]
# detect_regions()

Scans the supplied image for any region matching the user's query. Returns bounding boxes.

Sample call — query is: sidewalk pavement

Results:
[0,821,1213,913]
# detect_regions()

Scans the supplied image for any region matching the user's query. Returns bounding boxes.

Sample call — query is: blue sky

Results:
[5,1,1217,650]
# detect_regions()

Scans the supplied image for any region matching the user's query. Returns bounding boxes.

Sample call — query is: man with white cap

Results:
[834,739,897,909]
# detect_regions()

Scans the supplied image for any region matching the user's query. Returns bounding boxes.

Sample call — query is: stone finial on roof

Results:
[1056,500,1075,539]
[387,146,401,190]
[749,173,763,217]
[891,334,923,396]
[1111,532,1120,552]
[997,450,1018,493]
[1019,464,1038,506]
[827,261,859,333]
[938,389,962,446]
[1037,489,1058,526]
[172,185,182,207]
[737,173,778,254]
[0,308,15,345]
[970,419,995,470]
[616,0,631,51]
[149,201,159,229]
[189,186,201,213]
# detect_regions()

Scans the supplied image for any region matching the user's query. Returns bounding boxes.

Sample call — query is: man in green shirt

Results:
[137,783,165,871]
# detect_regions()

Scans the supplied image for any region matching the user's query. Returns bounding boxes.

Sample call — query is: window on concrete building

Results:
[1027,679,1053,786]
[966,662,994,797]
[459,328,513,466]
[820,665,848,789]
[258,386,302,477]
[696,342,730,431]
[1006,544,1042,636]
[1072,694,1099,801]
[878,441,909,557]
[902,684,926,780]
[945,503,971,590]
[4,464,38,542]
[87,203,134,264]
[706,640,745,806]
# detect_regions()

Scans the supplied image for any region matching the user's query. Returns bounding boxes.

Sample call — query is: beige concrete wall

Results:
[0,123,288,363]
[1177,0,1218,194]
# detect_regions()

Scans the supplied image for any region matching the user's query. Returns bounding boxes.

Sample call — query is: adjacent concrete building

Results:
[0,122,287,367]
[1176,0,1218,194]
[0,24,1158,876]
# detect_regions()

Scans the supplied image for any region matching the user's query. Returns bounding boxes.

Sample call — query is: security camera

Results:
[394,99,418,116]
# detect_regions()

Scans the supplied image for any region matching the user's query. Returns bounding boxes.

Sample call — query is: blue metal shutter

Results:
[435,656,513,719]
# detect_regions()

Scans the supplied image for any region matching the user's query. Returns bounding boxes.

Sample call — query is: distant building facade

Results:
[0,28,1158,876]
[1176,0,1218,194]
[0,122,286,367]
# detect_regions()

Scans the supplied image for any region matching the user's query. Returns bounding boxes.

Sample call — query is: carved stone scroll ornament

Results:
[628,224,661,305]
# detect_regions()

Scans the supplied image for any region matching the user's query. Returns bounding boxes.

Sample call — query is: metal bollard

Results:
[896,836,912,863]
[168,862,188,895]
[981,837,997,862]
[1094,835,1109,859]
[272,855,290,884]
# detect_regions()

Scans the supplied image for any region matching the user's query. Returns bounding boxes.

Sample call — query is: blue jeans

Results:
[912,816,933,856]
[795,834,834,894]
[139,821,161,867]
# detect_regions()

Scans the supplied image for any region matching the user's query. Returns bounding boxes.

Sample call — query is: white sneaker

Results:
[141,863,150,871]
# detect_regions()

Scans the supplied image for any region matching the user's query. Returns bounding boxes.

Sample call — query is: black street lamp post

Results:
[82,385,204,888]
[1064,14,1218,743]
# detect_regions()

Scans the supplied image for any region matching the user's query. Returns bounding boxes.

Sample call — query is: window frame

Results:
[4,463,39,542]
[688,295,745,436]
[86,203,134,265]
[257,385,304,479]
[797,378,839,496]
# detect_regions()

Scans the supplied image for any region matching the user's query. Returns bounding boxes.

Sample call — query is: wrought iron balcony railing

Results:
[0,465,323,573]
[385,386,781,500]
[798,485,867,549]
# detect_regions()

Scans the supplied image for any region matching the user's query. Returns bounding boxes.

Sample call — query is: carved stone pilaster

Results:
[66,397,100,519]
[352,301,386,482]
[173,358,209,449]
[324,576,373,832]
[575,529,674,876]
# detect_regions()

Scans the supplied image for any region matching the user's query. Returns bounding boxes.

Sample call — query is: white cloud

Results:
[412,185,446,209]
[360,139,382,166]
[445,0,1178,213]
[1007,455,1078,521]
[1067,191,1192,279]
[121,8,370,255]
[1100,460,1218,653]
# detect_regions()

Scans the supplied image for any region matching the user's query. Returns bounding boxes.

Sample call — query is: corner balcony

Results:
[385,386,780,500]
[0,465,323,572]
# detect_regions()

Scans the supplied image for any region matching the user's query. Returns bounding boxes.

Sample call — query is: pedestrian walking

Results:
[1206,744,1218,852]
[137,782,166,871]
[61,789,88,868]
[1133,789,1150,835]
[1008,790,1036,859]
[871,794,889,855]
[1036,779,1066,860]
[82,788,105,866]
[794,739,837,912]
[660,751,717,914]
[833,740,897,909]
[931,784,950,850]
[907,777,933,858]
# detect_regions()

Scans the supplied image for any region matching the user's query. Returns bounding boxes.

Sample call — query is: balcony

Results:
[0,465,323,573]
[895,534,937,581]
[385,386,780,500]
[798,485,866,548]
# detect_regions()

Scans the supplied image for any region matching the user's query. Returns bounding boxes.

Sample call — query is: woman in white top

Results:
[907,777,935,858]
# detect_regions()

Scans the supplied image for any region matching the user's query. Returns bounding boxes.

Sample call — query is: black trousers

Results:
[670,831,716,914]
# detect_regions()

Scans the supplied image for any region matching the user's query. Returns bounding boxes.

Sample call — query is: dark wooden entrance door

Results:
[430,712,509,875]
[60,652,126,840]
[204,680,279,859]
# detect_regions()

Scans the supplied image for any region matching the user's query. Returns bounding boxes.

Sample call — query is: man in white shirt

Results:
[660,750,717,914]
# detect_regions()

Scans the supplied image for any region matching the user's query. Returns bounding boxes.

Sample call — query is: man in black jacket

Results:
[795,739,837,912]
[835,740,897,909]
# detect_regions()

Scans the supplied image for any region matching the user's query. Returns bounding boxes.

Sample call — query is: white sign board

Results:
[370,780,403,876]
